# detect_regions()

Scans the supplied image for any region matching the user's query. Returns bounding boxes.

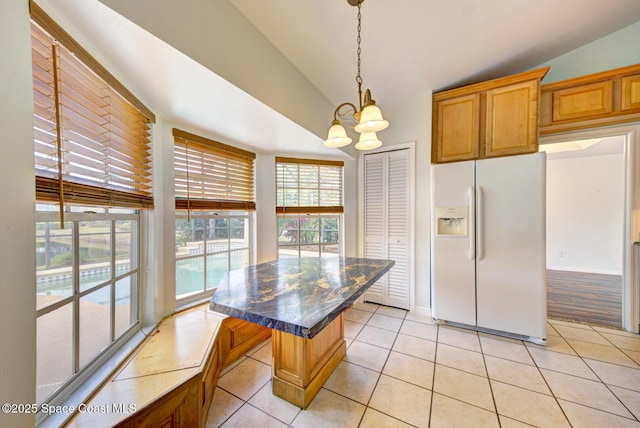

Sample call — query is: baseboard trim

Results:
[547,266,622,276]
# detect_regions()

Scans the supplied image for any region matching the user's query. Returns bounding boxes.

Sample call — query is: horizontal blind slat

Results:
[275,159,343,212]
[173,129,256,211]
[30,3,155,122]
[31,21,153,209]
[36,176,153,208]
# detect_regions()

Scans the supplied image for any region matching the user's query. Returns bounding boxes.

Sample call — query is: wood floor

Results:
[546,269,622,328]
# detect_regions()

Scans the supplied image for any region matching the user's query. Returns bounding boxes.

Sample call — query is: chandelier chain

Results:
[325,0,387,150]
[356,1,363,107]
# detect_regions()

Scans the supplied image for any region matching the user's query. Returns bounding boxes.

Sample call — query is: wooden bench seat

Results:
[65,304,271,427]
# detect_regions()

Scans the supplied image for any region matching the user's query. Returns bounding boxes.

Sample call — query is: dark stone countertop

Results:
[210,257,394,338]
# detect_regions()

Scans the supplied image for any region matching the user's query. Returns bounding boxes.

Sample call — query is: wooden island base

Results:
[271,314,346,409]
[211,258,395,409]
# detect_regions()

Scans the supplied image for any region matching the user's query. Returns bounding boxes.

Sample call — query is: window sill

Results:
[57,304,270,427]
[37,326,153,427]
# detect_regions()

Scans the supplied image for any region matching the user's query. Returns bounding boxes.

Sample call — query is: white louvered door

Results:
[363,149,411,309]
[363,154,386,303]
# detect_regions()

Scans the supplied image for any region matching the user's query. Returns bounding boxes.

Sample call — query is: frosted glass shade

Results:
[324,121,352,148]
[354,131,382,150]
[354,104,389,133]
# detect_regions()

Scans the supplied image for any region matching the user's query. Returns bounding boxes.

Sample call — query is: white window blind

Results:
[173,129,256,211]
[275,157,344,214]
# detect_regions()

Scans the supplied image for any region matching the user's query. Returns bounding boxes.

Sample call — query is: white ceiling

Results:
[229,0,640,109]
[35,0,640,157]
[540,136,625,160]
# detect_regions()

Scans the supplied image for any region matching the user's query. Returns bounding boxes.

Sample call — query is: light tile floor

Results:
[205,302,640,427]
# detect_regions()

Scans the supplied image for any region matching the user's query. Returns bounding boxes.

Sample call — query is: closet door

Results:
[363,149,411,309]
[363,153,387,304]
[386,150,410,309]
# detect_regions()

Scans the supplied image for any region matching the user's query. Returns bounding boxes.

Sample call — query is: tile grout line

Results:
[362,304,441,427]
[211,307,640,427]
[524,329,574,426]
[558,329,640,423]
[339,304,425,427]
[589,328,640,422]
[353,304,385,427]
[355,304,403,427]
[215,368,274,427]
[426,322,440,428]
[476,332,502,427]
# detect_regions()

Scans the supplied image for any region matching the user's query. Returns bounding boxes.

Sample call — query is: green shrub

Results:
[50,252,73,268]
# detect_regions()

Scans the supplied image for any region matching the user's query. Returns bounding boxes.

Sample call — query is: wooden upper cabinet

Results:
[551,80,613,121]
[485,79,539,157]
[434,93,480,162]
[539,63,640,135]
[622,73,640,111]
[432,67,549,164]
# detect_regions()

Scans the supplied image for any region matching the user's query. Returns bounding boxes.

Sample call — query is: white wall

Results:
[537,21,640,84]
[143,123,357,319]
[256,153,278,263]
[546,153,624,274]
[144,119,177,324]
[343,157,358,257]
[257,152,358,263]
[533,21,638,272]
[97,0,334,139]
[365,90,433,313]
[0,0,36,426]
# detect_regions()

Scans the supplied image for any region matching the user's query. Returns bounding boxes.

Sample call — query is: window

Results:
[35,206,139,403]
[275,157,344,258]
[278,215,341,258]
[173,129,255,303]
[31,3,153,406]
[175,211,251,298]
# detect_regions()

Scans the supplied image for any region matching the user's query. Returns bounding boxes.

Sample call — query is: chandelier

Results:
[324,0,388,151]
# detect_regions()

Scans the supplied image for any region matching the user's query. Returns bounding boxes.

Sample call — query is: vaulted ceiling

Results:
[229,0,640,109]
[34,0,640,157]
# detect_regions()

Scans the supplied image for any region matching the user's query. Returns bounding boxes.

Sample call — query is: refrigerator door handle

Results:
[477,185,485,261]
[468,186,475,260]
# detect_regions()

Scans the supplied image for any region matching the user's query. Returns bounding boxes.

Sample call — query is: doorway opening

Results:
[540,126,639,331]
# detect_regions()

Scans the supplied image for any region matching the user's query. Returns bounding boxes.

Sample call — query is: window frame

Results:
[175,210,253,307]
[29,3,154,416]
[275,157,344,259]
[173,129,256,306]
[35,206,142,406]
[277,213,342,259]
[275,157,344,214]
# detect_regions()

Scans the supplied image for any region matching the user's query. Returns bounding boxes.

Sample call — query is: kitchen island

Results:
[210,257,394,408]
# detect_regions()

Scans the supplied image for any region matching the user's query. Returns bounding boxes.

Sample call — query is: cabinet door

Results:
[622,73,640,110]
[485,80,539,157]
[552,80,613,121]
[539,64,640,134]
[433,93,480,163]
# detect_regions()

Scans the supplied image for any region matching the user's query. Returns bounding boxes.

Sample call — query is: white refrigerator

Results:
[430,152,547,343]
